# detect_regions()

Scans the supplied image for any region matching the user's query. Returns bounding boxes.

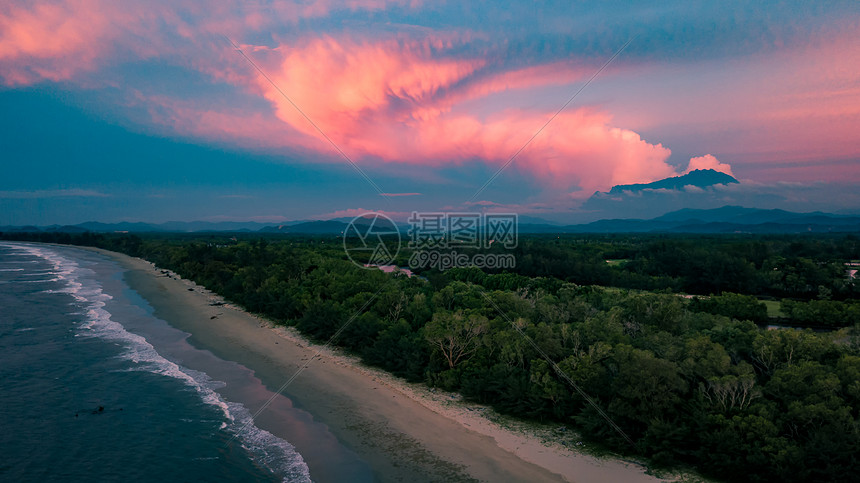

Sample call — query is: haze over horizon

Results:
[2,1,859,225]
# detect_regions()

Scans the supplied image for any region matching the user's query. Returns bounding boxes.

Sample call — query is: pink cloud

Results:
[4,1,860,198]
[404,60,596,121]
[224,36,676,192]
[684,154,734,177]
[0,1,698,194]
[0,0,412,85]
[253,35,486,136]
[0,0,119,84]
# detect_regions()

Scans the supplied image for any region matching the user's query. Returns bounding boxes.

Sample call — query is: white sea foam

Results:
[22,269,60,275]
[0,242,312,483]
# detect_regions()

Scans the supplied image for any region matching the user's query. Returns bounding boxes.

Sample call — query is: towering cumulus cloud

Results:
[0,0,682,194]
[684,155,734,177]
[208,35,679,193]
[8,0,854,198]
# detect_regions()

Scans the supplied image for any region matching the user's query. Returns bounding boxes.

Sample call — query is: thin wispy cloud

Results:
[0,189,111,199]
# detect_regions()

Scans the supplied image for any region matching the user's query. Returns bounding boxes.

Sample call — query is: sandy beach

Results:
[94,247,663,483]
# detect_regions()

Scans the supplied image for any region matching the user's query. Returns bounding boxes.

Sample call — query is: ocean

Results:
[0,242,370,482]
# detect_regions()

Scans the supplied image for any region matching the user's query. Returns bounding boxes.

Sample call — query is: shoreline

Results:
[88,245,664,482]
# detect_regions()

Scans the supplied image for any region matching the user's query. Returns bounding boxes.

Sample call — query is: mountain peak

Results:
[608,169,738,195]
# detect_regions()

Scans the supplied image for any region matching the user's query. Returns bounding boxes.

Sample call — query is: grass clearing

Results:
[762,299,785,318]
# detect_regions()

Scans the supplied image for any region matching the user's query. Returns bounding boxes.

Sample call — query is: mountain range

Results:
[552,206,860,233]
[3,171,857,235]
[3,205,859,235]
[581,168,749,220]
[607,169,739,194]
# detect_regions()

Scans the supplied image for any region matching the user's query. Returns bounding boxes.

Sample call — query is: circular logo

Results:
[343,212,401,268]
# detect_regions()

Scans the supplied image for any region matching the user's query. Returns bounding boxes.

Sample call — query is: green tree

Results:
[424,311,488,369]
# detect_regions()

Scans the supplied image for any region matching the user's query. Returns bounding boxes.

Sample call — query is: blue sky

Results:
[1,1,859,225]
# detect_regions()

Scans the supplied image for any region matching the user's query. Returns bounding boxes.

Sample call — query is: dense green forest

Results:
[3,231,859,482]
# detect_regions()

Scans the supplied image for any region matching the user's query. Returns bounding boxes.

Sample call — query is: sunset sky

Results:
[2,1,859,225]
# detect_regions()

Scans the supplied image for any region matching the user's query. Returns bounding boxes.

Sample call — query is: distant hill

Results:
[259,220,349,235]
[3,205,859,236]
[608,169,738,194]
[76,221,165,232]
[0,225,44,233]
[581,169,744,220]
[259,220,349,234]
[156,221,280,232]
[651,206,859,226]
[516,223,568,233]
[15,220,300,233]
[552,206,860,234]
[654,206,791,224]
[563,219,679,233]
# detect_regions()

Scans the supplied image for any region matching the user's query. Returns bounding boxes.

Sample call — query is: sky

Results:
[1,0,859,225]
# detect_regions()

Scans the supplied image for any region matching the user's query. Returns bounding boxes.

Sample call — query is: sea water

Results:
[0,242,316,482]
